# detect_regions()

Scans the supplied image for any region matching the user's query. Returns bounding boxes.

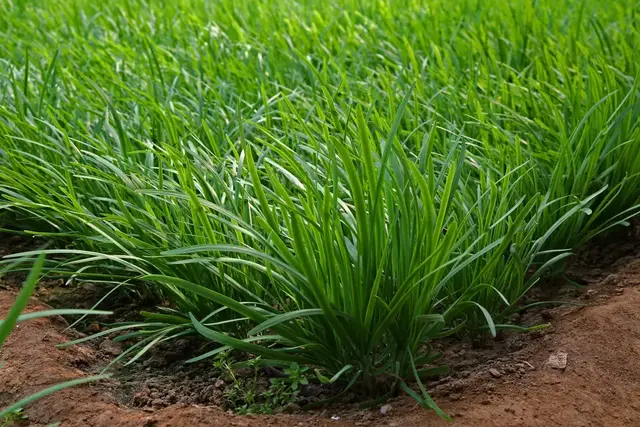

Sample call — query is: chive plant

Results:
[0,0,639,415]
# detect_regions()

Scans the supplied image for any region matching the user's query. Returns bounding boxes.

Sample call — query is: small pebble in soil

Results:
[380,404,392,416]
[546,352,568,370]
[484,383,495,393]
[489,368,502,378]
[86,323,101,333]
[481,398,491,405]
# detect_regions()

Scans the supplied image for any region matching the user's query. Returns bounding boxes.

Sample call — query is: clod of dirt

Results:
[449,393,462,401]
[546,352,568,370]
[99,339,122,356]
[488,368,501,378]
[279,403,301,414]
[300,384,323,398]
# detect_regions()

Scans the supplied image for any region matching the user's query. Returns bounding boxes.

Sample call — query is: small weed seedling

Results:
[215,354,308,415]
[1,408,27,426]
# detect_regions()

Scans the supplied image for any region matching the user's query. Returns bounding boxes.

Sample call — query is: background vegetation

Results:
[1,0,639,415]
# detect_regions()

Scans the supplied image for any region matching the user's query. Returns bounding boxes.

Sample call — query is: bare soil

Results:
[1,227,640,426]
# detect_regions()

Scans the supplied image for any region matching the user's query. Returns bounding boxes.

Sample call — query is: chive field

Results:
[1,0,639,415]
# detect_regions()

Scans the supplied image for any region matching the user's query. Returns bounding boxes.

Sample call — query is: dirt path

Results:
[1,244,640,426]
[400,285,640,427]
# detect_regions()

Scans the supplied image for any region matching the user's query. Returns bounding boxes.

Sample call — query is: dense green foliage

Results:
[1,0,639,414]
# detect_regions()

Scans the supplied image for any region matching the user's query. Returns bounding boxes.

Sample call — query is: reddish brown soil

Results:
[1,232,640,426]
[0,289,347,427]
[397,270,640,427]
